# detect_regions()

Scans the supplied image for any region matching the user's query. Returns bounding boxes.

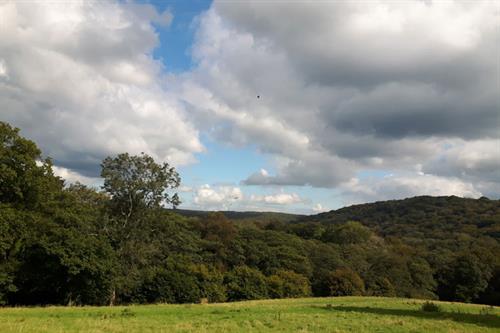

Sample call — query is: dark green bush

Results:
[421,301,440,312]
[224,266,268,301]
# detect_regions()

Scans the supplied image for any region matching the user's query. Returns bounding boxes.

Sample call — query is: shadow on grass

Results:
[317,305,500,329]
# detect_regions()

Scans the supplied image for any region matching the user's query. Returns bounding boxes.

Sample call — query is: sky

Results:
[0,0,499,214]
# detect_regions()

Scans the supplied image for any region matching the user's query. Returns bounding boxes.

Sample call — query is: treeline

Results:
[1,121,499,306]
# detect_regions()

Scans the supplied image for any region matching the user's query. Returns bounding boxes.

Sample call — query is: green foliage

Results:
[0,122,63,210]
[301,195,500,241]
[421,301,440,312]
[198,212,237,244]
[231,227,313,278]
[267,270,311,298]
[365,276,396,297]
[224,266,269,301]
[190,264,226,303]
[133,263,201,304]
[1,121,499,306]
[322,221,373,245]
[1,122,112,305]
[101,152,181,220]
[8,204,115,305]
[437,253,492,303]
[325,268,365,296]
[0,206,25,304]
[478,268,500,305]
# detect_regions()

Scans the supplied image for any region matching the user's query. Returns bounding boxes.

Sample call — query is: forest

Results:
[1,121,499,306]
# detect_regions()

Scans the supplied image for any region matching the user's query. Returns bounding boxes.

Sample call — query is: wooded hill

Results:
[177,195,500,240]
[298,195,500,240]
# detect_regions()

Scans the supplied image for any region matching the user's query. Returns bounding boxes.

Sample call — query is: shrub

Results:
[421,301,440,312]
[365,276,396,297]
[326,268,365,296]
[224,266,268,301]
[190,264,226,303]
[267,270,311,298]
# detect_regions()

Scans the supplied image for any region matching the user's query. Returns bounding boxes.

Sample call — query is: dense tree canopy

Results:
[1,121,499,306]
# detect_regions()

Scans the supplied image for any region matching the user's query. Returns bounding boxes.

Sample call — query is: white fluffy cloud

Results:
[0,1,203,177]
[249,192,302,205]
[191,184,307,211]
[193,184,243,209]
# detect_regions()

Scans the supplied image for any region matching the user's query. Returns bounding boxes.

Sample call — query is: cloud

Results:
[243,153,355,187]
[52,165,102,188]
[249,192,302,205]
[339,173,482,206]
[193,184,243,209]
[178,185,194,193]
[244,169,271,185]
[423,140,500,182]
[312,203,326,213]
[332,82,498,139]
[190,184,308,211]
[216,1,496,88]
[0,1,202,178]
[2,0,498,211]
[183,1,499,198]
[0,59,8,79]
[422,139,500,197]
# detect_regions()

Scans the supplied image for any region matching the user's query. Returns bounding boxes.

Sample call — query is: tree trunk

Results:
[109,288,116,306]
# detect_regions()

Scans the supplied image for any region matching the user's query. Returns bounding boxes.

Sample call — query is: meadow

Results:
[1,297,499,333]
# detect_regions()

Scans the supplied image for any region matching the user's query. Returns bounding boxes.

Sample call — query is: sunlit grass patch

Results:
[0,297,498,333]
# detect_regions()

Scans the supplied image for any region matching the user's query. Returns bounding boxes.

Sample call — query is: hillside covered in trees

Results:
[1,121,499,307]
[298,196,500,240]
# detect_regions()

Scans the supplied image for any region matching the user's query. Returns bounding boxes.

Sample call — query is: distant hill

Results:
[171,208,302,224]
[172,196,500,239]
[298,196,500,240]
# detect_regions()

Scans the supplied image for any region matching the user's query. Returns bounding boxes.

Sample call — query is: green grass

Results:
[1,297,499,332]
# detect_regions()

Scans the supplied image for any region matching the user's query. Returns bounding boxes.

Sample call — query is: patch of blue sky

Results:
[292,186,343,211]
[179,135,270,187]
[147,0,212,73]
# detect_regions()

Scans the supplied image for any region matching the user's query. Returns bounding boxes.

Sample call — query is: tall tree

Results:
[101,152,181,227]
[100,152,181,304]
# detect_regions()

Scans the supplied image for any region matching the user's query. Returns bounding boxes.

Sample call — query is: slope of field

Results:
[1,297,498,333]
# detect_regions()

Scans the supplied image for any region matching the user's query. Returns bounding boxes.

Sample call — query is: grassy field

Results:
[0,297,499,333]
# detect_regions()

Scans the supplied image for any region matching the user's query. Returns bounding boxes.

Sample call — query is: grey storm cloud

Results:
[215,1,497,88]
[214,1,498,140]
[331,82,499,139]
[184,1,499,196]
